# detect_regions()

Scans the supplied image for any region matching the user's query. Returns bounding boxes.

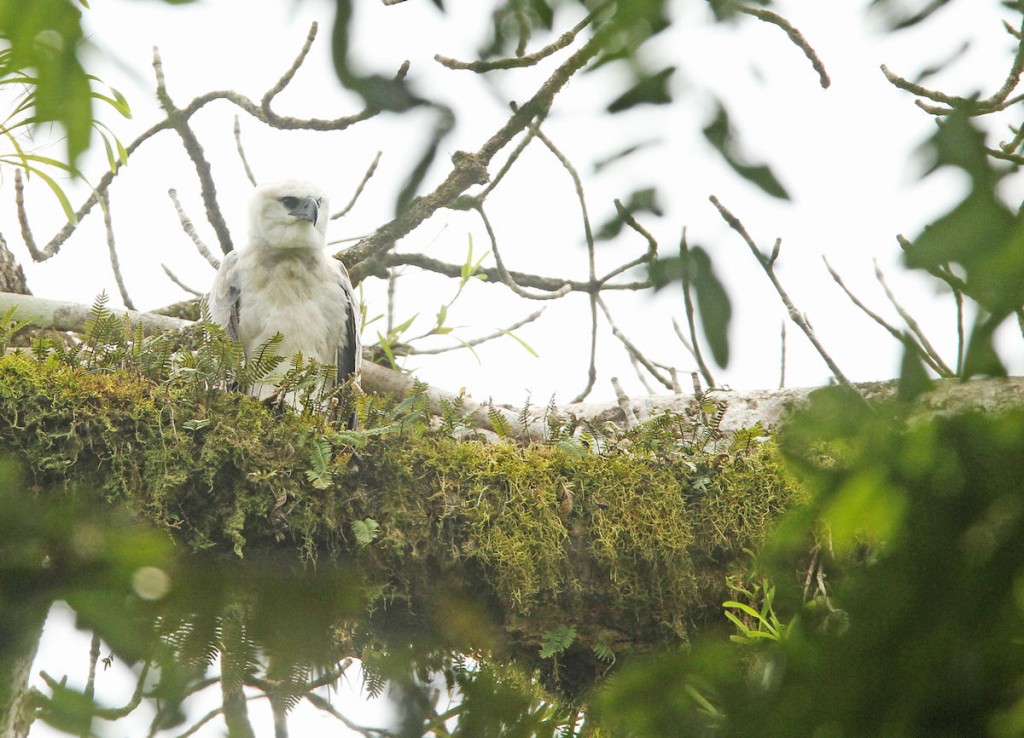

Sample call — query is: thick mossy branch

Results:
[0,352,799,692]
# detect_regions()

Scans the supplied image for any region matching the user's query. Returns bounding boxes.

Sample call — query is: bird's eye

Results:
[280,196,299,209]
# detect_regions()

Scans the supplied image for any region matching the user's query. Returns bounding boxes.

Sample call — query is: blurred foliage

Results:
[0,0,134,218]
[595,393,1024,737]
[702,102,790,200]
[904,109,1024,377]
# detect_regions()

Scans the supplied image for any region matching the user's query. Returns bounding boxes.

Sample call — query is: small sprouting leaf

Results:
[497,328,539,357]
[351,518,380,547]
[15,162,77,223]
[182,419,211,432]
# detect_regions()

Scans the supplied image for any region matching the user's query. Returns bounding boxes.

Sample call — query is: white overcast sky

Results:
[16,0,1024,735]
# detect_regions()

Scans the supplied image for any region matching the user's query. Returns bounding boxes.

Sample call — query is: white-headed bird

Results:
[207,180,360,413]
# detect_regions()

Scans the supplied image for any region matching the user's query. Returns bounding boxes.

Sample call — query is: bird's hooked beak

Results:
[289,196,320,226]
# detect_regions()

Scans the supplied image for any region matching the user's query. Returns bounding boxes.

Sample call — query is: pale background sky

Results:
[13,0,1023,735]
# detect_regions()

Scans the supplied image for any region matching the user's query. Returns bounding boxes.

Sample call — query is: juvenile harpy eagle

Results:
[207,179,361,405]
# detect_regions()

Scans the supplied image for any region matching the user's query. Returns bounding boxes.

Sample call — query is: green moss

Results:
[0,351,802,692]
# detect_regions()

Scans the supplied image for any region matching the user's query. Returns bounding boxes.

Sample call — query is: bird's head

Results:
[248,180,330,251]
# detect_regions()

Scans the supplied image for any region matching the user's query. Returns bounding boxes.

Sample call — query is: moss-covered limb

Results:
[0,352,800,693]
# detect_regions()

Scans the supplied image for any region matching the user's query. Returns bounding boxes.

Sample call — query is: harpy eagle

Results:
[207,179,361,411]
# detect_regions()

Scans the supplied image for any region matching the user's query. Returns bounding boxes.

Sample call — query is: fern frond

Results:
[305,436,334,489]
[539,624,577,659]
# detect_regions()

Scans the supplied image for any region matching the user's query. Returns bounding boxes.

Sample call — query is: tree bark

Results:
[1,599,49,738]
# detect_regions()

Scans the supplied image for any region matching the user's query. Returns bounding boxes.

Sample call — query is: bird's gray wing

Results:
[335,259,361,387]
[207,250,242,340]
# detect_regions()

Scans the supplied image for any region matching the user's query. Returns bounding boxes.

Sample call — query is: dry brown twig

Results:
[880,12,1024,115]
[738,4,830,89]
[435,0,614,72]
[822,256,951,377]
[710,195,856,391]
[15,22,382,267]
[100,194,136,310]
[168,188,220,269]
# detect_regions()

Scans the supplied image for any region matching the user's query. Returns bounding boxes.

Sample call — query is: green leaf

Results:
[351,518,379,547]
[897,336,932,402]
[691,247,731,367]
[607,66,675,113]
[647,248,732,367]
[305,436,334,489]
[593,139,660,173]
[825,467,907,553]
[497,328,539,358]
[703,102,790,200]
[539,624,577,658]
[593,640,616,664]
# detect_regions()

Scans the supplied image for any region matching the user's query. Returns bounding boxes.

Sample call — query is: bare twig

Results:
[342,24,611,272]
[628,354,657,395]
[168,189,220,269]
[671,316,697,360]
[411,308,544,355]
[571,294,599,403]
[170,705,224,738]
[386,268,397,334]
[477,114,544,201]
[153,47,234,255]
[880,14,1024,114]
[597,200,658,284]
[101,195,136,310]
[332,151,382,220]
[381,252,649,293]
[823,256,948,377]
[710,195,856,390]
[679,228,716,388]
[161,263,204,296]
[94,662,152,721]
[260,23,381,131]
[611,376,640,428]
[739,5,830,88]
[874,260,954,376]
[596,295,674,391]
[82,633,101,738]
[233,116,258,187]
[779,320,787,390]
[475,204,571,300]
[895,234,968,373]
[303,691,391,737]
[435,1,612,72]
[16,25,380,265]
[527,116,600,288]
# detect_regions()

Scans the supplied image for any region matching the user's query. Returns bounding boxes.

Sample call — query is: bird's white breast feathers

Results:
[235,248,352,366]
